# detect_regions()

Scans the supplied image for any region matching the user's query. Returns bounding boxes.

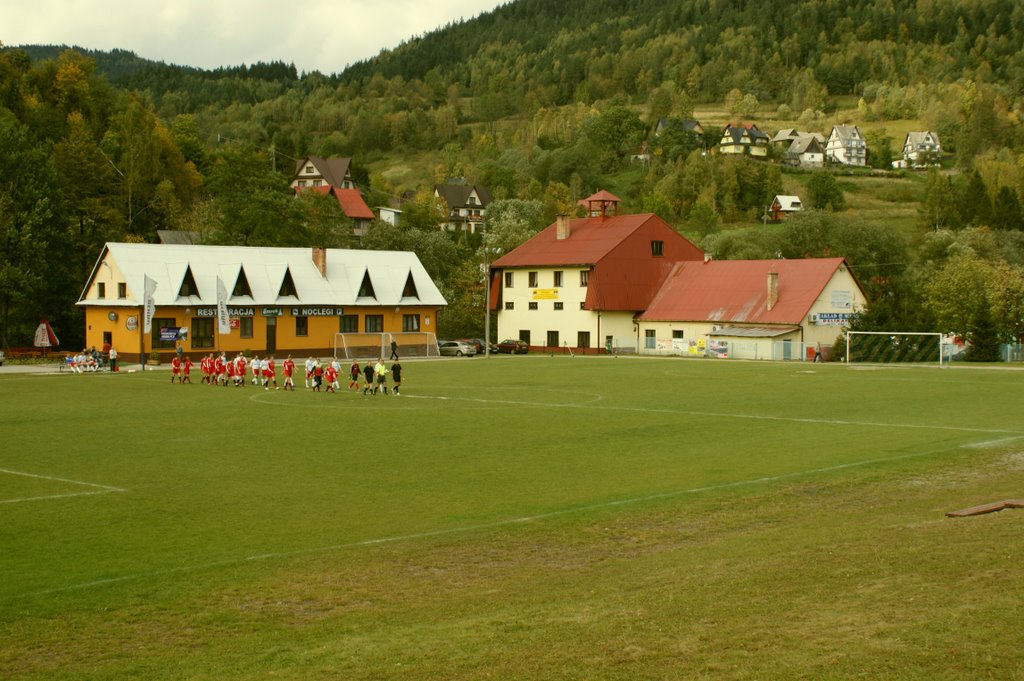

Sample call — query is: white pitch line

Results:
[0,441,980,602]
[405,394,1021,435]
[0,467,124,504]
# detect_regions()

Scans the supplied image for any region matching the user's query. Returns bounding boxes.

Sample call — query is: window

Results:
[295,316,308,337]
[339,315,359,333]
[504,272,514,288]
[305,165,314,174]
[505,302,514,310]
[580,270,589,287]
[279,269,298,297]
[580,302,586,310]
[193,318,215,349]
[97,282,105,299]
[577,331,591,348]
[358,271,376,298]
[528,302,538,310]
[118,282,127,299]
[553,271,563,287]
[240,317,253,339]
[554,302,564,310]
[672,330,685,340]
[152,317,177,349]
[546,330,559,347]
[402,314,420,332]
[178,267,199,296]
[401,273,419,299]
[364,315,383,333]
[529,271,538,288]
[651,240,664,256]
[645,329,657,349]
[233,269,253,297]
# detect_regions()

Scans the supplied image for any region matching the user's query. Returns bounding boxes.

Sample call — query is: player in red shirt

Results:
[234,354,247,387]
[324,363,338,393]
[214,353,227,386]
[182,356,194,384]
[282,355,296,391]
[263,356,277,390]
[170,355,181,384]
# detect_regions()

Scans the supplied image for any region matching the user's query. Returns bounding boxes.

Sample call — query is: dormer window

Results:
[279,269,297,297]
[179,266,199,296]
[358,271,376,298]
[651,240,664,257]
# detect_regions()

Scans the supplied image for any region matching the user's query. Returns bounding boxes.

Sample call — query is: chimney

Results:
[704,253,712,263]
[767,271,779,311]
[312,247,327,277]
[556,214,571,240]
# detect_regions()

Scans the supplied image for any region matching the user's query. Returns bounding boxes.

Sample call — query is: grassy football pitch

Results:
[1,356,1022,679]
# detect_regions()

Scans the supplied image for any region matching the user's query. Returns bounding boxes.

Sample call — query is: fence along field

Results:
[1,357,1022,679]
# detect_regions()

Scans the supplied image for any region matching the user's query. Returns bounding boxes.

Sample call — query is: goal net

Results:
[333,332,439,360]
[845,331,944,366]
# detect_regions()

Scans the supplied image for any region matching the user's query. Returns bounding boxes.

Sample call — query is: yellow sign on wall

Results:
[532,289,559,300]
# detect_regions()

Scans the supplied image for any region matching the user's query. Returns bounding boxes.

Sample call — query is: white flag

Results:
[143,275,157,333]
[216,276,230,335]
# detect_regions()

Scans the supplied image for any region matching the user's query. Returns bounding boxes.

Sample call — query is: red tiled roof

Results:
[492,213,704,311]
[332,188,375,220]
[639,257,851,324]
[578,189,622,205]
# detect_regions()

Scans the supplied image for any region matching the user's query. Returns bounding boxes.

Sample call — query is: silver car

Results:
[438,340,476,357]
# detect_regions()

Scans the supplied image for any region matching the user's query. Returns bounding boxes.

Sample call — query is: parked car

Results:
[438,340,477,357]
[457,338,497,355]
[497,339,529,354]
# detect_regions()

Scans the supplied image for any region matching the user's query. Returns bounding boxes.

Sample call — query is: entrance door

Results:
[782,339,792,360]
[266,317,277,354]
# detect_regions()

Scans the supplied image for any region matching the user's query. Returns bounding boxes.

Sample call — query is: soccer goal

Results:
[333,332,439,360]
[845,331,944,366]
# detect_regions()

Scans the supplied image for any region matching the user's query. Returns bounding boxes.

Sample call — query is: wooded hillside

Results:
[3,0,1024,351]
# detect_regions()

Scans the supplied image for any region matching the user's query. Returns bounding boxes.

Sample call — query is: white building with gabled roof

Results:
[78,243,446,362]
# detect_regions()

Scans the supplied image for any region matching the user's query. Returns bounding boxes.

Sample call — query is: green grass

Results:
[2,357,1023,679]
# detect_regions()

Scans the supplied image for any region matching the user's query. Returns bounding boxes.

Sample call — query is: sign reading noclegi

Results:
[290,307,341,316]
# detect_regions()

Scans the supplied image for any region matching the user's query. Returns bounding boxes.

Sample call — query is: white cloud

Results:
[1,0,506,73]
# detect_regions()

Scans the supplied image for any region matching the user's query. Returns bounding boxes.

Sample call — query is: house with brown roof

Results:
[489,191,704,352]
[825,125,866,166]
[893,131,941,168]
[434,183,492,234]
[291,156,356,190]
[636,257,866,360]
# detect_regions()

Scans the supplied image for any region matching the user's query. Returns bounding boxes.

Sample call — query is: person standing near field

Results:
[282,355,296,391]
[170,353,182,384]
[390,338,399,360]
[182,356,194,383]
[304,357,315,388]
[348,360,361,390]
[362,361,375,395]
[374,358,388,395]
[390,361,402,396]
[324,363,338,393]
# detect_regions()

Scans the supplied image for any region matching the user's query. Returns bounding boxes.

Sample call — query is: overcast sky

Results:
[2,0,508,74]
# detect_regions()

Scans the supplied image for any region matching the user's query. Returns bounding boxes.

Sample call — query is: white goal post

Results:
[845,331,945,366]
[332,332,440,360]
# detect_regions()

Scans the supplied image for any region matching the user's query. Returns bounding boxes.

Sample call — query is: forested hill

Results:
[10,0,1024,106]
[341,0,1024,102]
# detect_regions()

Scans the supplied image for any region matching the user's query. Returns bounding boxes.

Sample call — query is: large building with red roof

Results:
[490,192,866,358]
[637,257,865,360]
[489,192,704,352]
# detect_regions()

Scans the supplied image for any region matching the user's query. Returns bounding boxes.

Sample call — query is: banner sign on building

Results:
[143,275,157,333]
[290,307,341,317]
[196,307,254,317]
[216,276,230,335]
[830,290,853,309]
[159,327,187,342]
[532,289,559,300]
[261,307,283,317]
[817,312,851,326]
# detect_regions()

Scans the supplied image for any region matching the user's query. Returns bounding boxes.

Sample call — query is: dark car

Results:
[497,339,529,354]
